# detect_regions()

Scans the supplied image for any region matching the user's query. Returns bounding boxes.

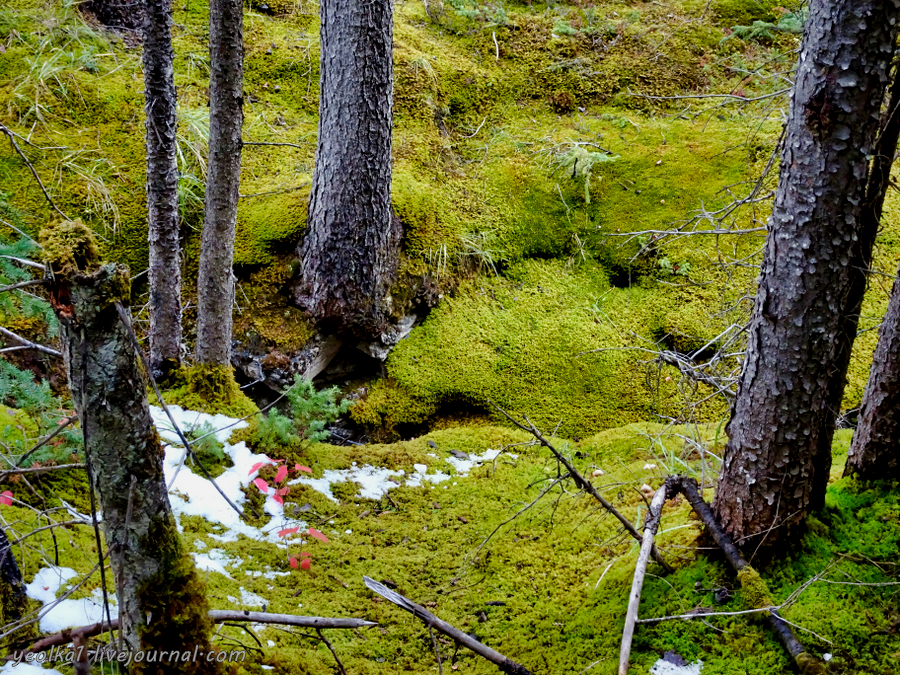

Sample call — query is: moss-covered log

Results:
[41,221,216,671]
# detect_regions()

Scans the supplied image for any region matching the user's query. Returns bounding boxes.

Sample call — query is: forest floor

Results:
[1,1,899,674]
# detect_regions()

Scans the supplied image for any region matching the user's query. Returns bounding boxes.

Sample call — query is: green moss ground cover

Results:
[3,424,897,674]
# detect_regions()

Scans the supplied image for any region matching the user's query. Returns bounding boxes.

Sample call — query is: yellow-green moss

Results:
[737,565,774,610]
[38,218,100,274]
[167,364,259,418]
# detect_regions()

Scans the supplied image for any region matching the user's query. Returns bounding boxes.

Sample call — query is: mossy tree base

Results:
[167,364,259,418]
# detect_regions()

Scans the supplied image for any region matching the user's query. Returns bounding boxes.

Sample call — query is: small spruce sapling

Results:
[249,377,349,570]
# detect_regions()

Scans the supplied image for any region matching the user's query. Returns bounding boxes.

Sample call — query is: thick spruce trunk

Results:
[845,266,900,480]
[143,0,183,378]
[196,0,243,366]
[810,66,900,507]
[712,0,900,548]
[291,0,401,338]
[43,223,215,669]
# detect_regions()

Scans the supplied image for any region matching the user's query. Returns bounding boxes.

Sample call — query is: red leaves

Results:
[278,526,300,538]
[308,528,329,544]
[300,558,311,570]
[295,464,312,474]
[275,465,289,483]
[253,478,269,493]
[289,555,298,569]
[0,491,13,506]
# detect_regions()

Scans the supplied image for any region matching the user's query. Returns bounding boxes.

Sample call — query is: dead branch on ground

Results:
[363,576,534,675]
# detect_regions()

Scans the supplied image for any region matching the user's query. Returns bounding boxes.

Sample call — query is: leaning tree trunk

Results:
[810,64,900,508]
[290,0,401,338]
[712,0,900,549]
[845,266,900,480]
[195,0,243,366]
[41,222,216,668]
[143,0,182,379]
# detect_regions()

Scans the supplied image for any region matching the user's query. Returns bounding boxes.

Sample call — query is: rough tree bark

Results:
[810,65,900,506]
[143,0,182,379]
[845,270,900,480]
[712,0,900,548]
[41,221,216,669]
[290,0,401,338]
[195,0,243,366]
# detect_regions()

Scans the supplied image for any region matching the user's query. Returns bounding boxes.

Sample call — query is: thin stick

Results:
[114,303,258,521]
[316,628,348,675]
[429,626,444,675]
[0,464,84,479]
[242,141,307,150]
[17,415,76,466]
[363,576,533,675]
[116,476,137,650]
[0,278,49,294]
[489,401,671,572]
[20,611,378,654]
[0,326,62,358]
[618,485,667,675]
[0,123,69,221]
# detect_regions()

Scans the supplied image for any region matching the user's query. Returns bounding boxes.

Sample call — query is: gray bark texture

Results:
[712,0,900,548]
[845,265,900,480]
[291,0,401,338]
[143,0,183,379]
[196,0,243,366]
[47,259,215,669]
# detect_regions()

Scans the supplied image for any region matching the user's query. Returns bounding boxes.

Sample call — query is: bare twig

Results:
[114,302,258,521]
[363,576,534,675]
[489,401,671,572]
[0,326,61,357]
[0,278,49,294]
[17,415,76,466]
[18,611,377,654]
[0,464,84,480]
[0,123,69,220]
[618,485,667,675]
[0,256,45,271]
[316,628,348,675]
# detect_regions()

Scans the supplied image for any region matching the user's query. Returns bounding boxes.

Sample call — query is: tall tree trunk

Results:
[196,0,243,366]
[41,222,215,667]
[809,65,900,507]
[143,0,182,379]
[712,0,900,549]
[291,0,401,338]
[845,269,900,480]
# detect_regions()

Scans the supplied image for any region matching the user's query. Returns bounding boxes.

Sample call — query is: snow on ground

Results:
[650,658,704,675]
[25,567,118,633]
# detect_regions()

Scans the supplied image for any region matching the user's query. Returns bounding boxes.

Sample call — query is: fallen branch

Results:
[363,576,534,675]
[663,476,826,675]
[0,255,45,270]
[21,611,377,653]
[618,485,667,675]
[0,326,62,358]
[489,401,671,572]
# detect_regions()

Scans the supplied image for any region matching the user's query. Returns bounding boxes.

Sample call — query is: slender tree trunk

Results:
[810,65,900,507]
[291,0,401,338]
[845,269,900,480]
[196,0,243,366]
[712,0,900,549]
[42,223,215,668]
[143,0,182,379]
